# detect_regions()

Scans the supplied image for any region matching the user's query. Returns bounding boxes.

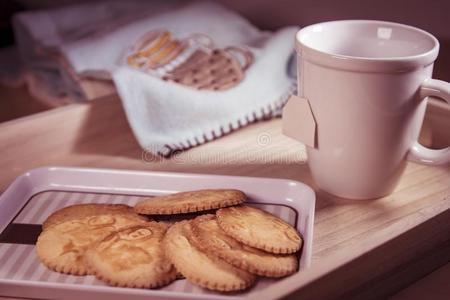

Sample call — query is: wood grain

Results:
[0,95,449,299]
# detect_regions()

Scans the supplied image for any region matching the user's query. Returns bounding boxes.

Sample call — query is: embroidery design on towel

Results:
[126,29,254,91]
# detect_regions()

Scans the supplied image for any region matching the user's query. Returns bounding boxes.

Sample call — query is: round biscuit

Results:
[134,189,246,215]
[85,222,177,288]
[163,220,255,292]
[42,204,148,230]
[216,205,302,254]
[36,214,147,275]
[190,214,298,277]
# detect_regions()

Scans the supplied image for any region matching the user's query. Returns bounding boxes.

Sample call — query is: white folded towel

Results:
[60,1,298,155]
[113,29,296,156]
[13,1,297,155]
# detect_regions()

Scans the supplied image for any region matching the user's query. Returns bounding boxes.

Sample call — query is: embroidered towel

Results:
[59,1,298,155]
[113,27,296,156]
[13,1,297,155]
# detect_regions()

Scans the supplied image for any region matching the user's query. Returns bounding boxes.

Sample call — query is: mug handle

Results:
[407,78,450,165]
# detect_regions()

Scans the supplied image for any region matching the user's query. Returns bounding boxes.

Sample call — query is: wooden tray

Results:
[0,96,448,300]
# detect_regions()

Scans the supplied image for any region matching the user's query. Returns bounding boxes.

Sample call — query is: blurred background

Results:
[1,0,449,122]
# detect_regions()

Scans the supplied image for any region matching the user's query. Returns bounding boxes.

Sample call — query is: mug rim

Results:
[296,20,440,72]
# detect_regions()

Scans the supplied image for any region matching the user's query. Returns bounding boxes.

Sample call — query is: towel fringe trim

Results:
[155,84,296,157]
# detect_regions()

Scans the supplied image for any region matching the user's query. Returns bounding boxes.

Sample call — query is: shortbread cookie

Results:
[216,206,302,254]
[163,220,255,292]
[190,215,298,277]
[43,204,147,230]
[85,223,177,288]
[36,214,147,275]
[134,189,246,215]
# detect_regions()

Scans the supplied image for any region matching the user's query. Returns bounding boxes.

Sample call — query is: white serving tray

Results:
[0,167,315,300]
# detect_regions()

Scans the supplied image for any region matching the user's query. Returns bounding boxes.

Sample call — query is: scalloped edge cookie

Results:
[216,205,302,254]
[43,203,148,230]
[163,220,255,292]
[134,189,246,215]
[189,214,298,277]
[85,222,177,288]
[36,214,148,275]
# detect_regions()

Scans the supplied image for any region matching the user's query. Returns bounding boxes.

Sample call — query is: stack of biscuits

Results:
[36,189,302,292]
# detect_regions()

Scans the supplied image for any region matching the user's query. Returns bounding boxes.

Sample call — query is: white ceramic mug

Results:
[283,20,450,199]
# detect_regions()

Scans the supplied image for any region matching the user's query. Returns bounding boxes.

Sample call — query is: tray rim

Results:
[0,166,316,300]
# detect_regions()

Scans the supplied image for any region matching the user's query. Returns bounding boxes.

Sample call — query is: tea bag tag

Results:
[282,95,317,148]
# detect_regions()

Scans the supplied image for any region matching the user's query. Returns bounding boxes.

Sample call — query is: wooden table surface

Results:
[0,95,449,300]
